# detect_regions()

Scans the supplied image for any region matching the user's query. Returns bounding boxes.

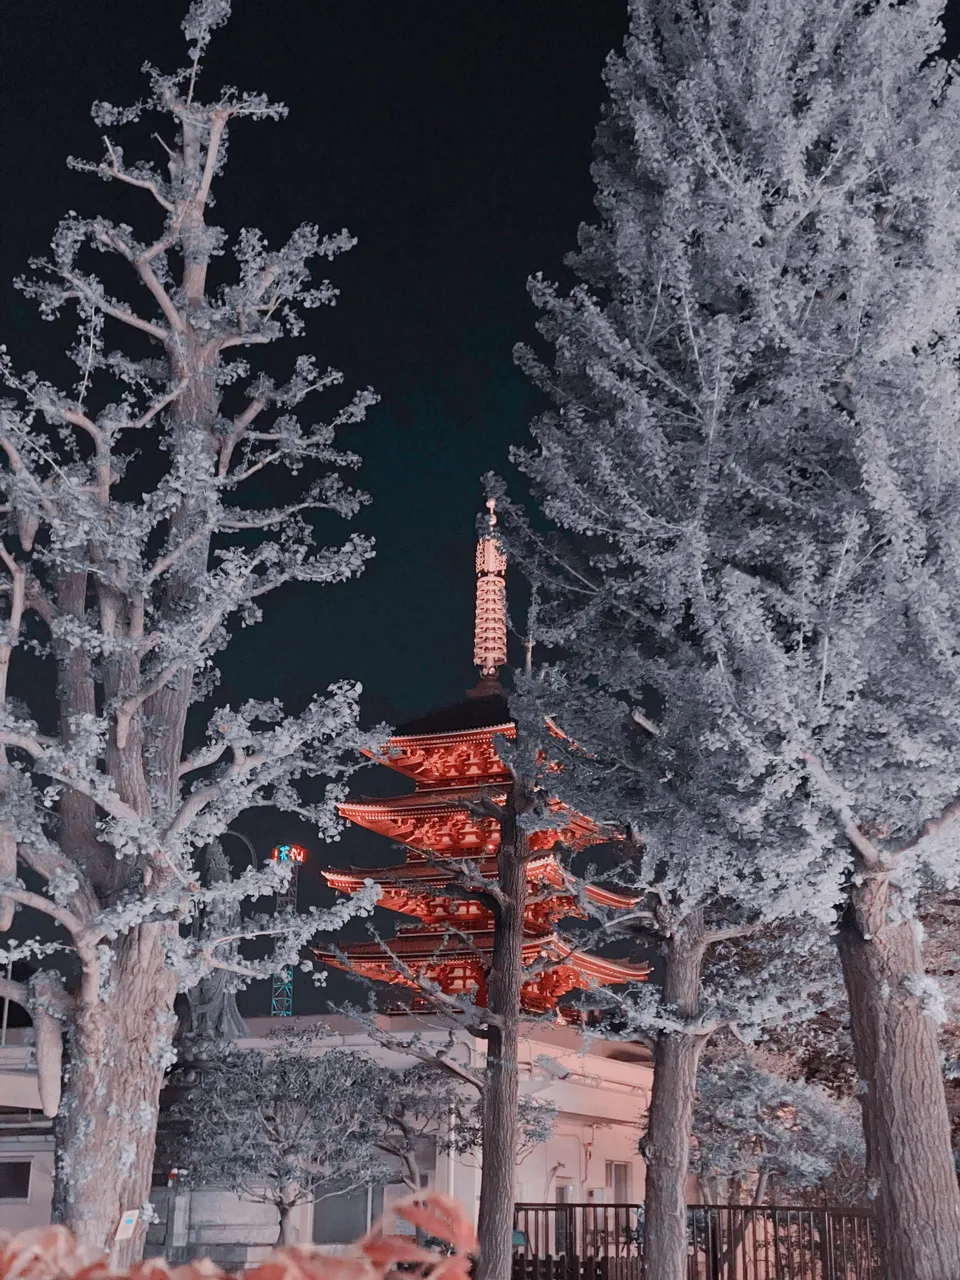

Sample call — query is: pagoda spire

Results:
[471,498,507,693]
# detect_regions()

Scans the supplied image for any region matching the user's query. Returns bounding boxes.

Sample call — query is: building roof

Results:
[323,855,639,910]
[339,790,601,856]
[394,691,511,738]
[315,929,651,986]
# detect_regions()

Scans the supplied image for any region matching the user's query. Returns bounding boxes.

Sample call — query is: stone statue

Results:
[182,841,250,1044]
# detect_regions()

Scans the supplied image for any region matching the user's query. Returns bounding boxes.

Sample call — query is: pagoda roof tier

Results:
[321,890,569,939]
[314,929,651,1015]
[339,788,602,855]
[365,721,515,789]
[323,854,639,915]
[321,872,576,937]
[394,691,511,737]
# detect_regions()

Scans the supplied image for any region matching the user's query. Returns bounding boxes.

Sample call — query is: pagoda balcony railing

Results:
[512,1202,879,1280]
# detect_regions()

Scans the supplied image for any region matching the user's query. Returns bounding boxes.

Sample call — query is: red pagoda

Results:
[316,502,650,1013]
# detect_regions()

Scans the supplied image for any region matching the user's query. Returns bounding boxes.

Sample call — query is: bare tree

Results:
[0,0,378,1260]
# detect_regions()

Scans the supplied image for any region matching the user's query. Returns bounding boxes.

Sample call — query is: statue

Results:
[182,841,250,1045]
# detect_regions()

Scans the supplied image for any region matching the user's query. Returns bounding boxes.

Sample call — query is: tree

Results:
[920,894,960,1150]
[328,567,576,1280]
[502,0,960,1275]
[471,775,538,1280]
[374,1064,469,1195]
[334,789,569,1280]
[370,1060,554,1197]
[566,817,837,1280]
[0,0,378,1260]
[691,1049,864,1207]
[498,585,844,1280]
[167,1046,388,1246]
[334,793,538,1280]
[178,841,252,1046]
[166,1040,553,1248]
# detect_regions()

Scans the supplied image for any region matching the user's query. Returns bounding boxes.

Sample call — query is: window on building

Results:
[0,1162,30,1201]
[605,1161,631,1203]
[554,1180,574,1256]
[605,1162,633,1245]
[383,1181,427,1234]
[312,1184,369,1245]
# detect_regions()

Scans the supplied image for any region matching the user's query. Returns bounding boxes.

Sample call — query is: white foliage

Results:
[500,0,960,1040]
[0,0,380,1146]
[902,972,949,1025]
[166,1035,554,1208]
[182,0,232,62]
[692,1053,864,1194]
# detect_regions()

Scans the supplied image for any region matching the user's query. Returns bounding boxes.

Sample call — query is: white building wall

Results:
[0,1135,54,1233]
[0,1015,654,1257]
[0,1039,55,1234]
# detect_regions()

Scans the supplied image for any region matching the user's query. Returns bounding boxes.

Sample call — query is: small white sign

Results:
[114,1209,139,1242]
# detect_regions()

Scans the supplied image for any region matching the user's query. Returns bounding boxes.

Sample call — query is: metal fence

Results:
[512,1203,880,1280]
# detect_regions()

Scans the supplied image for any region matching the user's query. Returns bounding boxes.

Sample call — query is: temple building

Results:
[316,501,650,1013]
[0,509,658,1260]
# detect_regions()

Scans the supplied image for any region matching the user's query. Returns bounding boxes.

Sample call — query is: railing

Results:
[512,1203,880,1280]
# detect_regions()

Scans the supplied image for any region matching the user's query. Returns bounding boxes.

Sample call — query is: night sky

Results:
[0,1,628,1012]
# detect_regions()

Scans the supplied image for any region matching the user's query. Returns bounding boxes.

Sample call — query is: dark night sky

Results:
[0,1,628,1011]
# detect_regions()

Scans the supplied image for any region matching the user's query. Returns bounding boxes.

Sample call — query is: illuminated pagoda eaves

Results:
[317,500,650,1012]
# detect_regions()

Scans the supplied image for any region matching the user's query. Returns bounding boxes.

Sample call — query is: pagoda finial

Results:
[472,498,507,687]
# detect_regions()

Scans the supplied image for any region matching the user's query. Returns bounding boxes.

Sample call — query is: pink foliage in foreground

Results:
[0,1194,477,1280]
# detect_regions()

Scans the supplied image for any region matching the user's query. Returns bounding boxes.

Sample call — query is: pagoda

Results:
[316,502,650,1013]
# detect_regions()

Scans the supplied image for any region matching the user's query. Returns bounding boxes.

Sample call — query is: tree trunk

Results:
[838,878,960,1280]
[475,800,529,1280]
[53,928,178,1266]
[643,912,708,1280]
[277,1194,299,1247]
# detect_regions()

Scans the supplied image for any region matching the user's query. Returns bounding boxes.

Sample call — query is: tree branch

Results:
[703,921,763,946]
[416,852,508,913]
[129,375,190,429]
[802,753,882,868]
[0,977,28,1010]
[144,522,216,585]
[448,793,507,823]
[102,138,175,212]
[0,882,87,942]
[895,796,960,857]
[94,224,184,335]
[350,1019,487,1093]
[59,407,105,448]
[0,734,143,827]
[197,112,229,208]
[165,782,221,840]
[177,741,229,778]
[432,1048,486,1095]
[16,838,99,924]
[60,272,169,342]
[115,660,188,748]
